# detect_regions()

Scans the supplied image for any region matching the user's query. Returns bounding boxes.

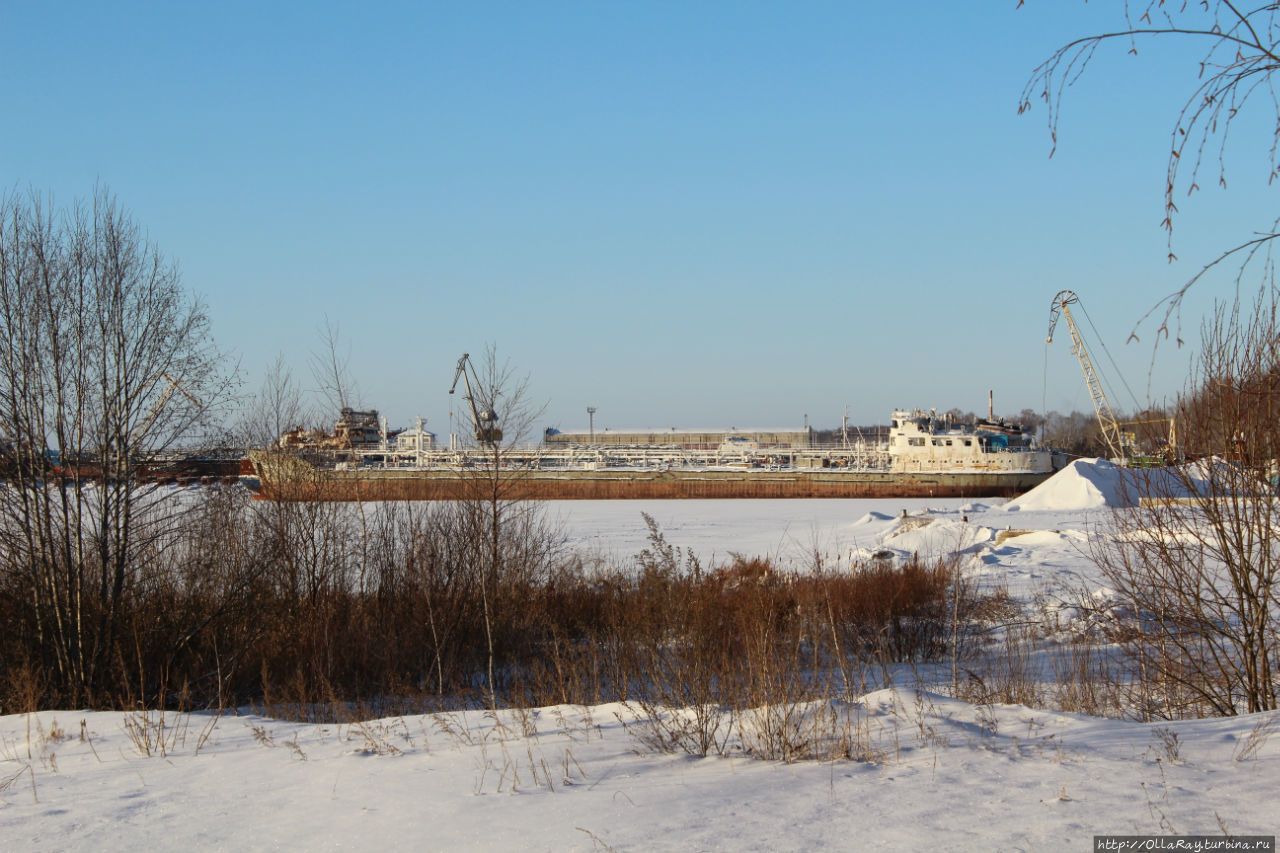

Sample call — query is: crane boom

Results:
[448,353,503,444]
[1046,290,1124,459]
[131,372,202,444]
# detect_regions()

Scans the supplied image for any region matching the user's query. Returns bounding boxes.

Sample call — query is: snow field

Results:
[2,692,1275,851]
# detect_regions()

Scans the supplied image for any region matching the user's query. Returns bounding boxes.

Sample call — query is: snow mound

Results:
[995,530,1073,548]
[1004,457,1244,512]
[854,511,894,524]
[879,518,994,557]
[1039,586,1132,641]
[1003,458,1126,511]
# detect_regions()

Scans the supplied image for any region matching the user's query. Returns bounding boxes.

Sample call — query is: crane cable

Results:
[1042,338,1050,439]
[1077,299,1146,415]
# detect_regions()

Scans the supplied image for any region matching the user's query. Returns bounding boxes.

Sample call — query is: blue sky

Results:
[3,2,1270,435]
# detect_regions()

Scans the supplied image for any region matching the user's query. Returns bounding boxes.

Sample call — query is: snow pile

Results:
[1039,586,1133,641]
[1003,458,1128,511]
[877,517,994,558]
[853,510,894,525]
[1004,457,1255,513]
[1176,455,1259,497]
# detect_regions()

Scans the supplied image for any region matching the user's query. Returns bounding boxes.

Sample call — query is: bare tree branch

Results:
[1022,2,1280,310]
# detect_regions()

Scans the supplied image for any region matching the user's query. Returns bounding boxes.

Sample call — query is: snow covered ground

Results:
[551,496,972,570]
[3,692,1275,851]
[2,462,1278,851]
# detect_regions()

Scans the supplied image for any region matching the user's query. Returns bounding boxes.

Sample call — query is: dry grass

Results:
[0,496,999,720]
[0,489,1167,746]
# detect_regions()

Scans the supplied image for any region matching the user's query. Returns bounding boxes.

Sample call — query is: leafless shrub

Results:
[739,699,888,764]
[620,702,735,758]
[249,723,276,748]
[122,708,185,757]
[0,188,233,708]
[1151,726,1182,763]
[282,732,308,761]
[1045,642,1128,718]
[348,719,404,757]
[1090,292,1280,718]
[954,626,1044,709]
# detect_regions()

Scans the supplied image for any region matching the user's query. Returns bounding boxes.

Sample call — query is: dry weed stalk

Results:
[122,709,186,757]
[1233,714,1278,762]
[0,762,37,803]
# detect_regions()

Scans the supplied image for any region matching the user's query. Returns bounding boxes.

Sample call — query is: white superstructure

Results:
[888,409,1055,473]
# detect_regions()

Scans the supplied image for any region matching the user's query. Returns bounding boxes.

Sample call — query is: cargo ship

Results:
[244,407,1062,501]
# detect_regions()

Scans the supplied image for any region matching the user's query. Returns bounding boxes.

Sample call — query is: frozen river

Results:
[547,497,978,567]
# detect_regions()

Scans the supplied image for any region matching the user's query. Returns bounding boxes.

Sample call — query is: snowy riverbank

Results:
[3,461,1277,850]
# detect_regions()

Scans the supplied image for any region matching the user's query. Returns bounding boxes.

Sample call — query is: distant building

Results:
[543,427,811,450]
[396,422,436,452]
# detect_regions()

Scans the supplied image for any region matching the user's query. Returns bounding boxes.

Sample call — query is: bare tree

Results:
[0,187,233,704]
[234,354,312,449]
[450,345,559,705]
[309,316,360,417]
[1041,410,1111,457]
[1022,2,1280,337]
[1091,289,1280,717]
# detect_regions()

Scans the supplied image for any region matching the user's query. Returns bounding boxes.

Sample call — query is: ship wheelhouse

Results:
[887,409,1053,474]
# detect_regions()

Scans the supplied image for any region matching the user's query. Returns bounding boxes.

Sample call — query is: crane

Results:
[1046,290,1125,459]
[448,353,503,444]
[1118,415,1178,462]
[131,372,202,444]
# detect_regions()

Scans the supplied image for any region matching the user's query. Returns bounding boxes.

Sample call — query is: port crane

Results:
[449,353,503,444]
[1046,290,1126,459]
[133,372,201,440]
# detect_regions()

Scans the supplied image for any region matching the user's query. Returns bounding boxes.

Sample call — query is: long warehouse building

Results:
[543,427,812,450]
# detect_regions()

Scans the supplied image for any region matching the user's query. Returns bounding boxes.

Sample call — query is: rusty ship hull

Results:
[247,462,1054,502]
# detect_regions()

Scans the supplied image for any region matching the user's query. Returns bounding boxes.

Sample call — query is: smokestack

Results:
[988,390,994,421]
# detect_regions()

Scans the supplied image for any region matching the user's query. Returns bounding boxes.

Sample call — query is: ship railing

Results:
[337,442,896,471]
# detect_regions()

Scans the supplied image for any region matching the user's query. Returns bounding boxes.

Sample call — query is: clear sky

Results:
[3,2,1270,436]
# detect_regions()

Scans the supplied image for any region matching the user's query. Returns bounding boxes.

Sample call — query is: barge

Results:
[246,408,1063,501]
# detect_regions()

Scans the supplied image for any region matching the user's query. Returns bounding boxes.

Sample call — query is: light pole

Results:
[587,406,597,444]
